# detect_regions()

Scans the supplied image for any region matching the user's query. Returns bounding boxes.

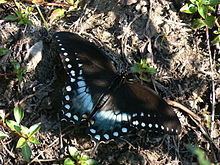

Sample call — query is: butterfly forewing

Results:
[53,32,117,123]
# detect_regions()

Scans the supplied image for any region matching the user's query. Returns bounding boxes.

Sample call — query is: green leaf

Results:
[5,7,32,25]
[211,35,220,44]
[68,146,79,159]
[148,67,157,75]
[213,29,220,34]
[131,59,157,76]
[14,106,24,124]
[204,15,215,28]
[192,18,206,29]
[15,11,22,18]
[85,159,98,165]
[190,0,197,4]
[11,61,26,82]
[0,0,7,3]
[4,15,18,21]
[12,61,20,71]
[17,67,26,82]
[49,8,65,23]
[28,122,41,137]
[64,158,75,165]
[80,154,89,161]
[207,5,215,12]
[16,137,27,148]
[28,136,40,145]
[0,131,8,140]
[180,3,197,14]
[130,64,141,73]
[25,6,34,14]
[201,0,219,5]
[187,145,211,165]
[18,18,32,25]
[0,48,10,56]
[21,143,32,162]
[195,0,204,6]
[14,125,22,133]
[20,125,29,135]
[198,4,208,19]
[6,120,19,132]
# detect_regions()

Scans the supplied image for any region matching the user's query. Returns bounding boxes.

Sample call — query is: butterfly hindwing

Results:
[88,80,181,141]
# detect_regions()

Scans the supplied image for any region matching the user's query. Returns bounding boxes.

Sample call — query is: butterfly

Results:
[53,32,181,141]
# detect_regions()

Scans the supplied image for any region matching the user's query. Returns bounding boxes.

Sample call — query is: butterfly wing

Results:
[53,32,181,142]
[53,32,117,123]
[88,80,181,141]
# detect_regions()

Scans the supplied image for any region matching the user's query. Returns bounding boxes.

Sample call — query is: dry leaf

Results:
[25,41,43,72]
[49,8,65,24]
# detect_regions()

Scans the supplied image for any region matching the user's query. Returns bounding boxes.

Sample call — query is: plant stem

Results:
[35,4,48,29]
[206,27,216,140]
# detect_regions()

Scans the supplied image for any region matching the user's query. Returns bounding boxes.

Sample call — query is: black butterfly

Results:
[53,32,181,141]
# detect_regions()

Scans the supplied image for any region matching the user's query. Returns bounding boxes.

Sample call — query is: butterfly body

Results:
[53,32,181,141]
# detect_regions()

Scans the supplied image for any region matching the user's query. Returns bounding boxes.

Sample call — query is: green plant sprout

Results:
[64,146,97,165]
[180,0,220,44]
[4,1,33,25]
[0,48,10,56]
[131,59,157,82]
[187,145,211,165]
[0,106,41,162]
[212,29,220,44]
[11,61,26,82]
[3,0,82,27]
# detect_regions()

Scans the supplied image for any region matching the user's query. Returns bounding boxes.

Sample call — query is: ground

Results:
[0,0,219,164]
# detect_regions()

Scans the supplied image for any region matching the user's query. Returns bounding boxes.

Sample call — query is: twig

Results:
[205,27,216,139]
[28,136,60,164]
[167,100,220,153]
[166,100,201,122]
[29,158,63,163]
[0,72,16,77]
[58,113,63,149]
[121,14,142,58]
[190,116,219,161]
[17,1,70,8]
[18,94,35,105]
[0,141,15,158]
[35,4,48,29]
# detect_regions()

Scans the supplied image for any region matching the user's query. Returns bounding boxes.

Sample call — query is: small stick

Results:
[28,136,60,164]
[205,27,216,139]
[166,100,201,122]
[167,100,220,153]
[1,141,15,158]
